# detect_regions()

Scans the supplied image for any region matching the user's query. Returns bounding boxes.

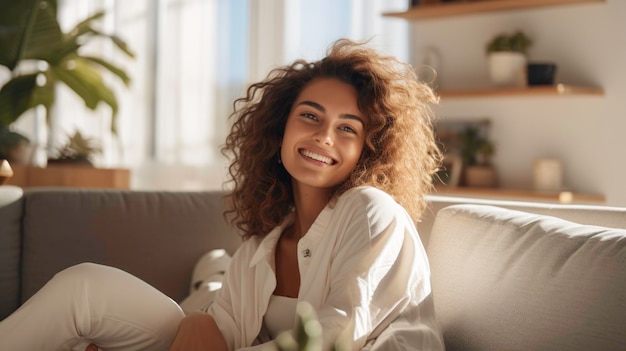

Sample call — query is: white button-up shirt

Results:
[207,186,443,350]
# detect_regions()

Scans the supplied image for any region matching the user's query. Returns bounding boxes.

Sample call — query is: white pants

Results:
[0,263,185,351]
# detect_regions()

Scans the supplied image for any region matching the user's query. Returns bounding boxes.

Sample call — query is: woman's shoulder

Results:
[336,186,400,210]
[334,186,409,232]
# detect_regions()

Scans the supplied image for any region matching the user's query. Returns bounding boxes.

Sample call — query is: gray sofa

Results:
[1,185,625,350]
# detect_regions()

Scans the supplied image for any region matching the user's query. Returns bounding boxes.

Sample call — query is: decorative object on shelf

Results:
[0,0,134,166]
[409,0,440,6]
[47,131,102,167]
[533,158,564,192]
[0,159,14,185]
[435,118,496,188]
[486,31,532,87]
[460,124,497,188]
[527,62,557,86]
[416,46,442,89]
[436,153,463,187]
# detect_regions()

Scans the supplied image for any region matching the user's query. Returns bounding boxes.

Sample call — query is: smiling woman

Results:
[0,38,444,351]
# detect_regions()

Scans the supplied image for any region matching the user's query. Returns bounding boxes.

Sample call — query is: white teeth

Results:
[301,149,333,164]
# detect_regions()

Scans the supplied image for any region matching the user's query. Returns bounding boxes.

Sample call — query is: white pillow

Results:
[179,249,232,314]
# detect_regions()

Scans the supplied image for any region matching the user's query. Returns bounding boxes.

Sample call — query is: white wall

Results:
[405,0,626,206]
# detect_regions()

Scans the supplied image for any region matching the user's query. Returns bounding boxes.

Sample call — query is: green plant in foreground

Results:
[266,302,349,351]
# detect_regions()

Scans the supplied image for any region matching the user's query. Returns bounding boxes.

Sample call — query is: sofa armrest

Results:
[0,185,24,320]
[428,204,626,351]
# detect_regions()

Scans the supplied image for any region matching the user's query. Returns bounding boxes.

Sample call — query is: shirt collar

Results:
[249,212,294,268]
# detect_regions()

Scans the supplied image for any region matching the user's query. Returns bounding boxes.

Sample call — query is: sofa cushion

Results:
[0,185,23,320]
[428,204,626,351]
[21,189,243,305]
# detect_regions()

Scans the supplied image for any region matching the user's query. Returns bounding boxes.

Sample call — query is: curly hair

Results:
[222,39,442,239]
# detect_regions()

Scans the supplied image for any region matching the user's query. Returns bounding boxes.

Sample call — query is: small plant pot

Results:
[464,165,498,188]
[527,62,557,86]
[488,52,527,87]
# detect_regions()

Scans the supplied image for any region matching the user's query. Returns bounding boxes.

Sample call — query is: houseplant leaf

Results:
[20,0,67,65]
[0,74,38,127]
[82,56,131,86]
[64,11,135,59]
[0,0,39,69]
[50,57,119,132]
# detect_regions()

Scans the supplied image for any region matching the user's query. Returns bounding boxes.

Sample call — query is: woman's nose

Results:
[313,127,333,146]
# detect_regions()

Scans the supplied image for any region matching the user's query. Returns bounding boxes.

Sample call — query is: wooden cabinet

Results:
[7,165,130,189]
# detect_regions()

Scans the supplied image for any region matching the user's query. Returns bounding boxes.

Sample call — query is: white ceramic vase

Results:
[488,52,527,87]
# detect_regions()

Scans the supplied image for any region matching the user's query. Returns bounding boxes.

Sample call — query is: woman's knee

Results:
[53,263,112,286]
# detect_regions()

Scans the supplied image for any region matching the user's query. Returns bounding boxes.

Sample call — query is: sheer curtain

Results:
[54,0,247,190]
[50,0,407,190]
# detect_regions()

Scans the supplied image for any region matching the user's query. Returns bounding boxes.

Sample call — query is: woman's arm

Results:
[315,187,434,349]
[170,312,228,351]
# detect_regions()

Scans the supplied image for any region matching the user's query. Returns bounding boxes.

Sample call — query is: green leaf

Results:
[70,10,105,36]
[82,56,131,86]
[0,0,39,69]
[21,1,67,64]
[85,29,135,59]
[0,74,38,127]
[50,57,118,132]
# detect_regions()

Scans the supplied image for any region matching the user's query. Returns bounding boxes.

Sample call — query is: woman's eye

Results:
[339,125,357,134]
[301,113,317,120]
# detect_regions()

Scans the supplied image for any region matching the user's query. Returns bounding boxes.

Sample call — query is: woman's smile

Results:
[299,148,336,165]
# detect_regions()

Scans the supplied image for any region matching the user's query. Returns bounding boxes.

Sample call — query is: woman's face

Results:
[281,78,366,193]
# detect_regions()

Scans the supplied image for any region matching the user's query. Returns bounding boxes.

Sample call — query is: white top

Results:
[207,186,444,350]
[263,295,298,339]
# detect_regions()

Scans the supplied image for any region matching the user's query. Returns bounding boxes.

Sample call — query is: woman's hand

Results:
[170,312,228,351]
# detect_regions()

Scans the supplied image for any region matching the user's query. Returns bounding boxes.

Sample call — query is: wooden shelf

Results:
[433,185,605,204]
[437,84,604,98]
[6,165,130,189]
[383,0,606,20]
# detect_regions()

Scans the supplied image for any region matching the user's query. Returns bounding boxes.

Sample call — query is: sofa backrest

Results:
[427,204,626,351]
[0,186,24,320]
[20,189,243,305]
[418,195,626,248]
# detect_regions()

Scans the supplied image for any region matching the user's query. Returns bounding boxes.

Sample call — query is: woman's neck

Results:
[289,183,331,239]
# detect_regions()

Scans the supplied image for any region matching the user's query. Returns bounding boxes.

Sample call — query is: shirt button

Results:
[302,248,311,257]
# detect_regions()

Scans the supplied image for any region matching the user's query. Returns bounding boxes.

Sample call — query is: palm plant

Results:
[0,0,134,163]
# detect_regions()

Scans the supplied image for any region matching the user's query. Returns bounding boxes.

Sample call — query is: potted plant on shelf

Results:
[0,0,133,165]
[460,126,497,188]
[486,30,532,88]
[47,130,102,167]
